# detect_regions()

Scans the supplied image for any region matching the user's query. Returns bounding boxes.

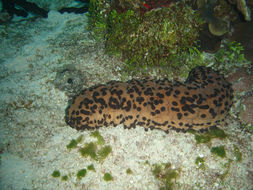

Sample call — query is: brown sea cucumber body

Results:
[65,66,233,133]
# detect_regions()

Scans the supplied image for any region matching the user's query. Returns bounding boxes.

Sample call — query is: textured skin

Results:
[65,66,233,133]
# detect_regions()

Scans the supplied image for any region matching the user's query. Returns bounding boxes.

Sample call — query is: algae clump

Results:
[233,145,242,162]
[88,1,203,72]
[195,156,205,170]
[97,145,112,161]
[194,127,227,144]
[61,175,68,181]
[66,135,83,150]
[152,163,178,190]
[87,164,96,171]
[91,131,105,145]
[126,168,133,174]
[77,169,87,179]
[80,142,98,160]
[79,142,112,161]
[211,146,226,158]
[104,173,113,181]
[51,170,60,178]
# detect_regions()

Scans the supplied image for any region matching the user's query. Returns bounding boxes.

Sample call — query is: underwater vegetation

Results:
[195,156,205,170]
[91,130,105,145]
[151,162,178,190]
[51,131,112,183]
[77,169,87,179]
[213,41,250,74]
[66,135,83,150]
[51,170,61,178]
[87,0,251,79]
[211,145,226,158]
[88,0,203,71]
[79,142,112,161]
[193,127,227,144]
[126,168,133,174]
[103,172,113,181]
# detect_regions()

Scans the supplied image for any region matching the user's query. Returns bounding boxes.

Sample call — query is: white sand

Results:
[0,11,252,190]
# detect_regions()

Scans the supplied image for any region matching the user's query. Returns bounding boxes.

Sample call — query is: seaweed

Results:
[233,145,242,162]
[151,163,178,190]
[87,164,96,171]
[66,135,83,150]
[79,142,98,160]
[88,1,204,74]
[195,156,205,170]
[103,173,113,181]
[97,145,112,161]
[51,170,61,178]
[211,146,226,158]
[126,168,133,174]
[61,175,68,181]
[91,131,105,145]
[194,127,227,144]
[77,169,87,179]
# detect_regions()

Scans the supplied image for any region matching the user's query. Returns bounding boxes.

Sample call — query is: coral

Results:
[236,0,251,21]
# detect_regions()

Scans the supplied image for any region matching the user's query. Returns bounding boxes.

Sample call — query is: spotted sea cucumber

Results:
[65,66,233,133]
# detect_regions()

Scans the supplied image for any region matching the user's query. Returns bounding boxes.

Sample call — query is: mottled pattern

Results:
[65,66,233,133]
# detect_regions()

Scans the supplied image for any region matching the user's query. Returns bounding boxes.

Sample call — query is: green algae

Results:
[87,164,96,171]
[211,146,226,158]
[103,173,113,181]
[88,0,109,41]
[88,1,204,76]
[61,175,68,181]
[209,128,227,139]
[195,135,211,144]
[195,156,205,170]
[77,169,87,179]
[79,142,112,162]
[91,131,105,145]
[106,3,203,68]
[233,145,242,162]
[151,163,178,190]
[194,127,227,144]
[66,135,83,150]
[126,168,133,174]
[214,41,251,75]
[79,142,98,160]
[66,139,78,150]
[51,170,61,178]
[97,145,112,161]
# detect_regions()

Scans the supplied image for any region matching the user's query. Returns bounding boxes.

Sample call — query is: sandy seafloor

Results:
[0,11,252,190]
